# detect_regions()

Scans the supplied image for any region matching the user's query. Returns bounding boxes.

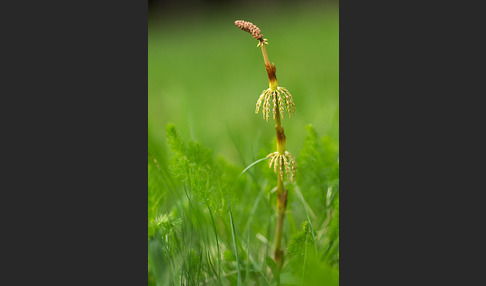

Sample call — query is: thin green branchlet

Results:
[235,20,297,271]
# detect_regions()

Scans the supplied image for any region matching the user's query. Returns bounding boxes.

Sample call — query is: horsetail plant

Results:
[235,20,297,271]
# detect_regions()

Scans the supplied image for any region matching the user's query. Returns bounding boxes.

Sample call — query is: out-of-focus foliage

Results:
[287,221,315,261]
[166,123,226,214]
[298,124,339,215]
[148,124,339,285]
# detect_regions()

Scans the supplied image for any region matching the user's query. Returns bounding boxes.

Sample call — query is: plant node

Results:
[255,87,296,121]
[266,151,297,183]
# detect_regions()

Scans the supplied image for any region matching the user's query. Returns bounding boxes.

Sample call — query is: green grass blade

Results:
[228,196,242,286]
[244,179,267,231]
[207,205,224,286]
[226,122,248,167]
[239,157,268,178]
[300,234,308,286]
[294,185,318,255]
[246,224,250,283]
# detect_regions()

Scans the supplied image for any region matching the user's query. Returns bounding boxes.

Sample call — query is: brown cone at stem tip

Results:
[234,20,264,41]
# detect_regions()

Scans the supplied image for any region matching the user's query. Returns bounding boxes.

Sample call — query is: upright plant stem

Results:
[273,108,287,271]
[260,44,270,67]
[260,42,288,270]
[235,20,295,270]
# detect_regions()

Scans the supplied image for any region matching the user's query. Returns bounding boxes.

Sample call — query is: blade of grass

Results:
[228,196,242,286]
[249,254,272,286]
[239,157,268,178]
[226,122,248,167]
[293,185,317,220]
[241,230,272,286]
[196,249,203,286]
[156,237,177,286]
[294,185,318,255]
[244,179,268,231]
[246,224,250,283]
[207,205,224,286]
[207,249,219,281]
[148,153,177,195]
[300,234,308,286]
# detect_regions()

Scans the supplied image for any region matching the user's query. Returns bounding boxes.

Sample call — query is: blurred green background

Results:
[148,1,338,166]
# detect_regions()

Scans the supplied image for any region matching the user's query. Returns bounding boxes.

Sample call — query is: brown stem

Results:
[260,42,270,66]
[273,99,287,271]
[274,171,287,270]
[260,39,288,271]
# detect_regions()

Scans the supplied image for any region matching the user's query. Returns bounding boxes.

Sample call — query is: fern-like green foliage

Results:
[287,221,315,261]
[286,220,339,285]
[166,123,227,214]
[153,211,182,237]
[295,124,340,268]
[148,123,339,285]
[298,124,339,222]
[148,160,165,238]
[326,195,339,266]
